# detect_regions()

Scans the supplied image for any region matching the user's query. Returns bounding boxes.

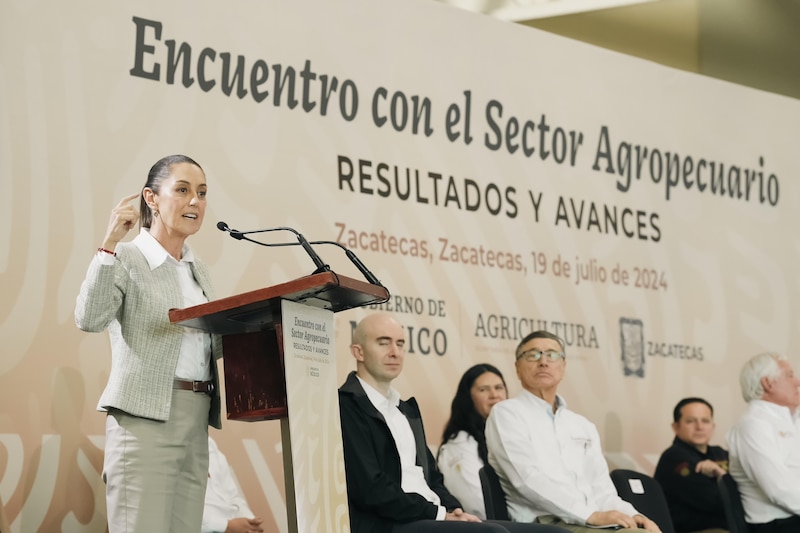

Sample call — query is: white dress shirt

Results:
[358,376,446,520]
[437,431,487,519]
[202,437,255,533]
[485,389,638,524]
[727,399,800,524]
[98,229,212,381]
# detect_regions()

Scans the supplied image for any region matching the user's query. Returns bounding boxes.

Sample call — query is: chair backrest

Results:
[478,464,510,521]
[610,469,676,533]
[718,474,749,533]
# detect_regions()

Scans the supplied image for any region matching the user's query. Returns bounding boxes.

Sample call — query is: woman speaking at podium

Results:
[76,154,222,533]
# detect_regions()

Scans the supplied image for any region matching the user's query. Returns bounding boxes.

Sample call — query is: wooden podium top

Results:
[169,271,389,335]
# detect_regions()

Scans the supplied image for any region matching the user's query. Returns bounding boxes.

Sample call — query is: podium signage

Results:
[280,300,349,533]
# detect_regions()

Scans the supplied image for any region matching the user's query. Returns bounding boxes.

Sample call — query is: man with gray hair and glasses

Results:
[485,331,661,533]
[727,352,800,533]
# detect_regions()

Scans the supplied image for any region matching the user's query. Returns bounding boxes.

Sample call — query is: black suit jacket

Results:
[338,371,461,533]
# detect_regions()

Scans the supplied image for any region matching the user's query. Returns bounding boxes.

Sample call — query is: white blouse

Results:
[437,431,487,519]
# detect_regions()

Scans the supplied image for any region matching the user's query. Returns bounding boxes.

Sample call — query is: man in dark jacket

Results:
[338,313,563,533]
[654,397,729,533]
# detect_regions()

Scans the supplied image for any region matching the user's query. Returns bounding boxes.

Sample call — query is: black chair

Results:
[718,473,749,533]
[610,469,675,533]
[478,464,510,520]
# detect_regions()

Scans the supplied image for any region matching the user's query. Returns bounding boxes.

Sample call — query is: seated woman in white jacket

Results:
[437,364,508,519]
[203,436,264,533]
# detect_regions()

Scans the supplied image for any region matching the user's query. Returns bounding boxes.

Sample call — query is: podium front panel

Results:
[222,329,288,420]
[281,300,349,533]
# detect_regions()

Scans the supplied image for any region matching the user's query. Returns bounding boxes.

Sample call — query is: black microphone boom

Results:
[217,221,383,287]
[310,240,383,287]
[296,232,329,275]
[217,221,329,275]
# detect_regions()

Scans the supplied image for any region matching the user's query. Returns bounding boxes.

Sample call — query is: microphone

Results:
[309,240,383,287]
[217,221,329,275]
[217,221,383,287]
[216,221,238,238]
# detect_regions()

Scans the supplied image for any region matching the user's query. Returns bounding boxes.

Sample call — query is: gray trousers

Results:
[104,389,210,532]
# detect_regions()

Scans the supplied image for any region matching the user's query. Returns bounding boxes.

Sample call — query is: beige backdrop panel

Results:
[1,0,799,531]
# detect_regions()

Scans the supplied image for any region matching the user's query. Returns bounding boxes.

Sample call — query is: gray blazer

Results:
[75,242,223,428]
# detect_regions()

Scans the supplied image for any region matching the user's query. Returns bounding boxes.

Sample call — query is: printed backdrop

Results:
[2,0,799,531]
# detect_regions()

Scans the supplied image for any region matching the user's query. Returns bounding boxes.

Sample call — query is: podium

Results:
[169,271,389,533]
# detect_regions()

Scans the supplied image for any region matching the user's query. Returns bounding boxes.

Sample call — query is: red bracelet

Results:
[98,247,117,257]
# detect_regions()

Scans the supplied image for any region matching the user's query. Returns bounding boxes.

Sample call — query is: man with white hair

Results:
[727,352,800,533]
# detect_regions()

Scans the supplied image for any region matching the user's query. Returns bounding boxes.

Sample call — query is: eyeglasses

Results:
[516,349,566,362]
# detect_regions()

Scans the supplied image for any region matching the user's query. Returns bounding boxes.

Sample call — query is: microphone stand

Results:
[218,222,330,276]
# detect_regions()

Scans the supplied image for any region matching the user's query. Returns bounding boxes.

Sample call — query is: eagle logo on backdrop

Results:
[619,318,644,378]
